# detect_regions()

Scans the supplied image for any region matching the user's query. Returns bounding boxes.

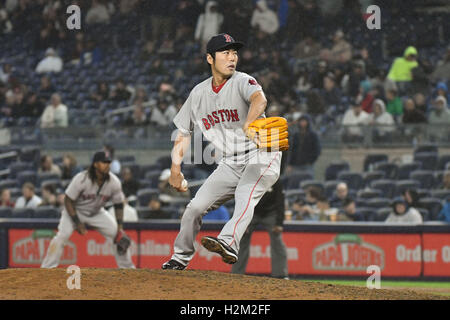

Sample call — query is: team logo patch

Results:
[223,34,233,43]
[248,79,258,86]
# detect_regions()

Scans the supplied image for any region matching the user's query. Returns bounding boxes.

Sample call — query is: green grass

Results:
[308,279,450,290]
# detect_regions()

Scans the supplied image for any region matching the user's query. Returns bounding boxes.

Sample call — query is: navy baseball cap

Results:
[92,151,112,163]
[206,33,244,55]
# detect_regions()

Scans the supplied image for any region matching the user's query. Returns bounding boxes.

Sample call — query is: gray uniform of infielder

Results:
[167,60,281,266]
[41,170,135,268]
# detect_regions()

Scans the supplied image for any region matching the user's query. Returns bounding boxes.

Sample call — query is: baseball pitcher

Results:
[162,33,289,270]
[41,151,135,269]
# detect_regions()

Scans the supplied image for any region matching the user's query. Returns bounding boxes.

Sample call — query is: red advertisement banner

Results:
[422,233,450,277]
[9,229,138,268]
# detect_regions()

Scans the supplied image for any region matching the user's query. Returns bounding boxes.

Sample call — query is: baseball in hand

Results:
[181,179,188,190]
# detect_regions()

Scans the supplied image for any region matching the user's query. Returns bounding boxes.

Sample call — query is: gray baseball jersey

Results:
[173,71,263,158]
[65,170,125,217]
[169,70,282,266]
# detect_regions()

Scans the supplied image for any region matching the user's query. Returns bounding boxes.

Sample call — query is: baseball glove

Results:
[114,230,131,255]
[247,117,289,151]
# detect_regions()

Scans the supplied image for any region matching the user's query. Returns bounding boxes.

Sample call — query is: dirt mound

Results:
[0,268,446,300]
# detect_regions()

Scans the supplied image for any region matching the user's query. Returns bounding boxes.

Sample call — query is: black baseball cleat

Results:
[201,236,238,264]
[162,259,186,270]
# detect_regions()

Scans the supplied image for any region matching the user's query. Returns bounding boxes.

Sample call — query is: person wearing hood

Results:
[195,2,224,50]
[387,46,419,95]
[250,0,279,35]
[435,81,450,103]
[286,114,321,177]
[428,96,450,140]
[370,99,395,140]
[385,198,423,224]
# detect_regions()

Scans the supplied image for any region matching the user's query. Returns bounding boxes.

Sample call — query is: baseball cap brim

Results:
[208,42,244,54]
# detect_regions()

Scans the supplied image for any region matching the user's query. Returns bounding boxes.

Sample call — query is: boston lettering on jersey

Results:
[202,109,240,130]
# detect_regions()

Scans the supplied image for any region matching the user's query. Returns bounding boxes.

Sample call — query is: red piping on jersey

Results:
[212,78,228,94]
[229,152,280,247]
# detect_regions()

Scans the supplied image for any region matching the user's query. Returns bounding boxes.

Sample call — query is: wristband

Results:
[70,214,80,225]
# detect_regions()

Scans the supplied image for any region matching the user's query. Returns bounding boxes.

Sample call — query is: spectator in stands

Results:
[121,167,140,198]
[428,96,450,140]
[0,8,13,34]
[195,1,223,51]
[387,46,419,95]
[292,35,322,61]
[437,198,450,223]
[148,57,168,76]
[103,144,121,175]
[38,185,58,208]
[37,76,55,104]
[80,38,102,65]
[341,100,370,142]
[386,198,422,224]
[430,46,450,83]
[128,101,148,126]
[321,72,342,109]
[110,79,132,102]
[0,188,14,208]
[403,189,421,211]
[22,92,45,120]
[435,81,450,103]
[330,182,349,209]
[385,89,403,118]
[35,48,63,74]
[343,60,366,97]
[203,205,230,221]
[310,60,329,90]
[108,199,138,222]
[329,30,352,64]
[146,196,172,219]
[174,0,201,41]
[60,153,81,180]
[0,63,12,84]
[158,169,191,205]
[357,80,375,114]
[413,92,428,114]
[39,154,62,177]
[85,0,114,25]
[293,186,322,221]
[369,99,395,141]
[315,196,339,222]
[440,171,450,190]
[15,182,42,209]
[250,0,279,36]
[287,114,321,177]
[90,81,109,102]
[139,40,156,62]
[150,97,177,127]
[402,98,427,124]
[336,198,364,222]
[40,93,68,128]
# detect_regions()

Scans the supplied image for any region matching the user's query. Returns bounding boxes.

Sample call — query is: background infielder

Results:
[162,33,286,270]
[41,151,135,269]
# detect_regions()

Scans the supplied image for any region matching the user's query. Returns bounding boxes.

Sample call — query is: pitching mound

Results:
[0,268,446,300]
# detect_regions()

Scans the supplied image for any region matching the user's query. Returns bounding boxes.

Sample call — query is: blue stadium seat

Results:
[355,207,376,221]
[414,144,438,155]
[397,162,422,180]
[374,162,398,180]
[0,179,19,189]
[12,208,34,218]
[363,154,388,171]
[419,198,443,220]
[337,172,363,191]
[17,171,37,187]
[362,171,385,188]
[300,180,325,195]
[324,180,339,198]
[430,189,450,201]
[371,180,396,198]
[156,156,172,170]
[372,207,391,222]
[34,206,61,218]
[325,161,350,181]
[417,208,430,222]
[394,180,421,197]
[409,170,436,189]
[37,173,61,186]
[357,189,382,199]
[0,207,12,218]
[19,146,40,164]
[366,198,391,209]
[8,162,32,178]
[137,188,159,207]
[41,179,63,190]
[414,152,438,171]
[286,171,314,190]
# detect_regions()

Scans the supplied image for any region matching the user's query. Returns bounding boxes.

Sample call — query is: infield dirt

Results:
[0,268,447,300]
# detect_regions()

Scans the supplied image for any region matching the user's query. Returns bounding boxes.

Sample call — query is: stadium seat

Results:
[37,173,61,186]
[394,180,421,197]
[139,164,162,176]
[417,189,431,199]
[363,154,388,171]
[355,207,376,221]
[40,179,63,190]
[371,180,396,198]
[414,152,438,171]
[34,206,61,218]
[324,180,339,198]
[118,155,136,163]
[372,207,391,222]
[17,171,37,187]
[300,180,325,194]
[437,154,450,170]
[8,162,32,178]
[374,162,398,180]
[136,207,174,220]
[324,161,350,181]
[121,163,140,179]
[0,207,12,218]
[19,146,40,164]
[419,198,444,220]
[366,198,392,209]
[417,208,430,222]
[362,171,385,187]
[337,172,363,191]
[0,179,19,189]
[156,156,172,169]
[12,208,34,218]
[414,144,438,155]
[430,189,450,200]
[357,189,382,199]
[397,162,422,180]
[137,188,159,207]
[286,172,314,190]
[409,170,435,189]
